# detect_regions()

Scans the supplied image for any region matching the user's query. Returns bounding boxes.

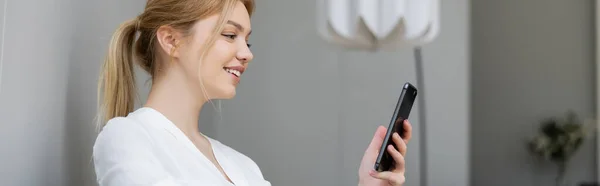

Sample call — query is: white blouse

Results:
[93,107,271,186]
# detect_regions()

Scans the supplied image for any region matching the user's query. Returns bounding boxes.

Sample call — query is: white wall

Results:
[471,0,597,185]
[207,1,470,186]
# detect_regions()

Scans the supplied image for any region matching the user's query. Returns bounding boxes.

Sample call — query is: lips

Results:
[223,66,245,77]
[224,68,241,77]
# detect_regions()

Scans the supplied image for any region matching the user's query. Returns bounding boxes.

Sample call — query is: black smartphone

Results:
[374,82,417,172]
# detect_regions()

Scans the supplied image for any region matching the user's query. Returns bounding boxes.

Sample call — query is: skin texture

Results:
[145,1,411,185]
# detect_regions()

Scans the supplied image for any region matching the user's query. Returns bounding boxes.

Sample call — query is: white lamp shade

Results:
[317,0,440,50]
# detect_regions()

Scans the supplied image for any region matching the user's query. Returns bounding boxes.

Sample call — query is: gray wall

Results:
[0,0,74,185]
[0,0,144,185]
[0,0,471,186]
[471,0,597,185]
[2,0,597,185]
[208,0,470,186]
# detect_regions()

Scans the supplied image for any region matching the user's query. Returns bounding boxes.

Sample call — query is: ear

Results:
[156,25,183,59]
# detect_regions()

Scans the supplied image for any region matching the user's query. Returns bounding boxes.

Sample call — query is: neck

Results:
[144,65,207,138]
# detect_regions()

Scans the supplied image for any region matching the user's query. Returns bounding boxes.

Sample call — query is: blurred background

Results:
[0,0,597,186]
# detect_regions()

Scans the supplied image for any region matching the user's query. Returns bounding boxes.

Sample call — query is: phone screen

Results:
[374,82,417,172]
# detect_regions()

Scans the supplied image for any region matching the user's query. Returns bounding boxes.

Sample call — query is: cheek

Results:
[201,41,237,71]
[214,41,237,62]
[178,43,204,75]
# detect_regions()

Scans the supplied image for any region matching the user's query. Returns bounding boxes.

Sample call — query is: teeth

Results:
[225,68,241,77]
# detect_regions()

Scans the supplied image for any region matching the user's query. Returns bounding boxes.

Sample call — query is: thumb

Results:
[366,126,387,154]
[369,170,405,186]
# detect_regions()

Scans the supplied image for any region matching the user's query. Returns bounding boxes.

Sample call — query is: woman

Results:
[93,0,413,185]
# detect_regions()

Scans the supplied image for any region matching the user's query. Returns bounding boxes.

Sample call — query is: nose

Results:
[236,46,253,64]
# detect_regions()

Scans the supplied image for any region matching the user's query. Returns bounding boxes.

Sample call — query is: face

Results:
[173,2,253,100]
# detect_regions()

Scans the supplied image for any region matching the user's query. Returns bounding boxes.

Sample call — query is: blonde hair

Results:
[96,0,255,128]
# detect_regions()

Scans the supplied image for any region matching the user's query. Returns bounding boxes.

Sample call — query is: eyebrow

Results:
[227,20,252,35]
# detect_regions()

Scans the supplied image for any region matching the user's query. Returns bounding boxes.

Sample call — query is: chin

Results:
[221,91,236,99]
[210,86,237,100]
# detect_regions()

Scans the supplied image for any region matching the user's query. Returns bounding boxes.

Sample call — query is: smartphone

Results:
[374,82,417,172]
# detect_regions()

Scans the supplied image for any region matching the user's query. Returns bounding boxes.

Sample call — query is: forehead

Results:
[228,2,251,29]
[190,2,252,34]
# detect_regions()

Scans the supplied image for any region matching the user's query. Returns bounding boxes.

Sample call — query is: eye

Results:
[247,43,252,48]
[222,34,237,40]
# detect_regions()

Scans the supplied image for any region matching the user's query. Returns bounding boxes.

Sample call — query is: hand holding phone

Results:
[374,82,417,172]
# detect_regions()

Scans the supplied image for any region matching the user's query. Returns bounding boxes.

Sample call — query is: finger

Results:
[387,144,405,173]
[375,125,387,139]
[403,120,412,144]
[392,132,407,156]
[366,126,387,154]
[369,170,406,186]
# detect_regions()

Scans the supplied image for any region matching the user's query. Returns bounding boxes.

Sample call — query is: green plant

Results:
[527,111,593,186]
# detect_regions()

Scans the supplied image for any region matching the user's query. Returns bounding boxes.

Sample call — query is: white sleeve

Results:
[92,117,196,186]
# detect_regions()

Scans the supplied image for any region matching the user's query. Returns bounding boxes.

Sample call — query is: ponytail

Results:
[97,19,139,128]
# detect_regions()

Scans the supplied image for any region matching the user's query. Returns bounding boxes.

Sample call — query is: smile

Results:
[224,68,241,77]
[223,66,245,78]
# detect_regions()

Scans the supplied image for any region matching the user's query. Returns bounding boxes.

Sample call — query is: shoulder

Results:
[93,116,154,159]
[95,116,151,145]
[92,115,176,185]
